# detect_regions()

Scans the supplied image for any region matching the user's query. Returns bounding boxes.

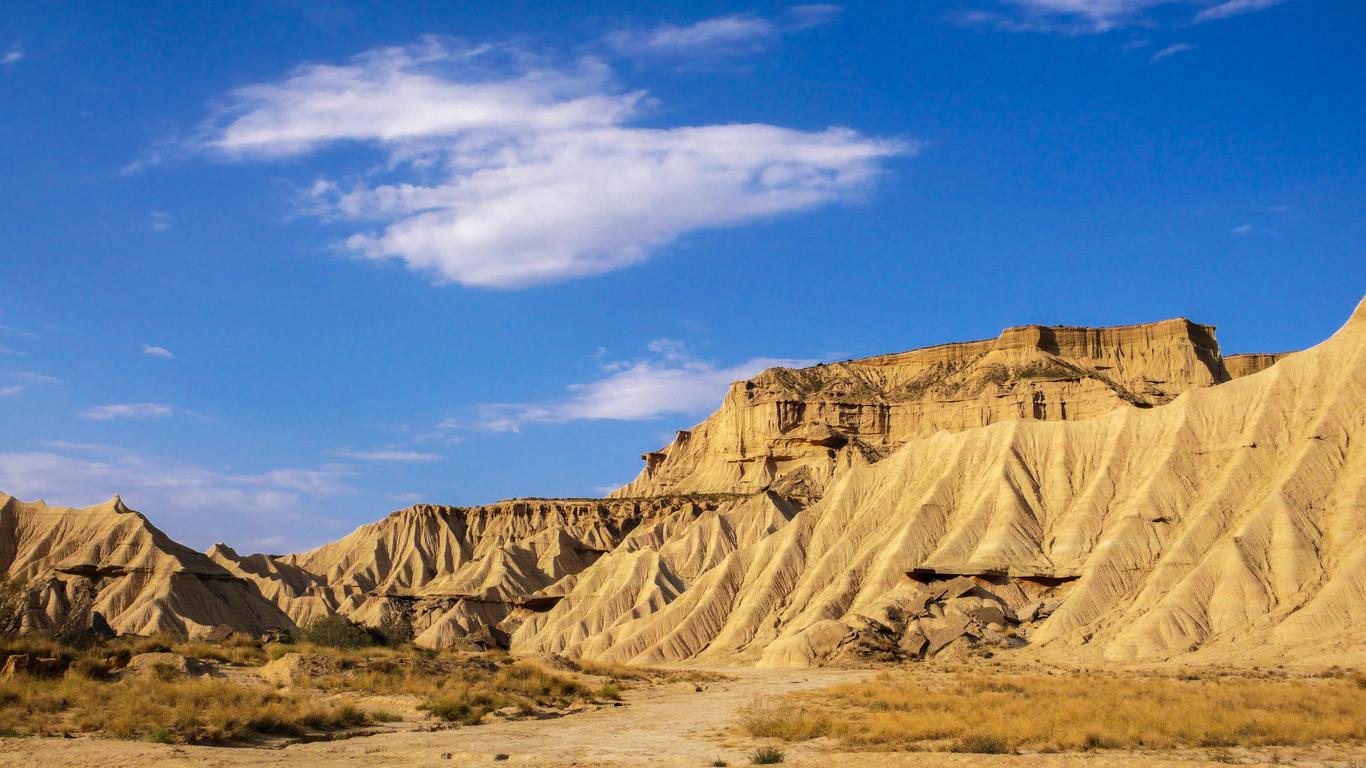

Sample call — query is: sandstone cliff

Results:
[612,318,1248,503]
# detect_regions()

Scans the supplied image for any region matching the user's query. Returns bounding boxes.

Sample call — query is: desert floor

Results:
[2,666,1364,768]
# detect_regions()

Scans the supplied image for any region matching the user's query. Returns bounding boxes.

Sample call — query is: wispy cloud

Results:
[605,15,777,58]
[0,371,62,398]
[13,371,61,384]
[81,402,174,420]
[331,448,442,462]
[1232,223,1254,235]
[961,0,1294,33]
[197,36,906,289]
[0,444,353,549]
[1151,42,1196,60]
[456,339,815,432]
[1195,0,1291,22]
[141,344,175,358]
[149,211,173,232]
[1,48,21,67]
[603,6,841,61]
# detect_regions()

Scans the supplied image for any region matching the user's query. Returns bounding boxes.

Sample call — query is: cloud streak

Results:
[331,448,442,462]
[1151,42,1196,60]
[0,445,354,549]
[200,36,907,288]
[1195,0,1291,22]
[141,344,175,358]
[603,6,841,60]
[462,340,814,432]
[963,0,1293,33]
[81,402,174,420]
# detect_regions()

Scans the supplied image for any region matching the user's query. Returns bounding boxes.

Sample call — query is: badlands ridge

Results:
[4,298,1363,668]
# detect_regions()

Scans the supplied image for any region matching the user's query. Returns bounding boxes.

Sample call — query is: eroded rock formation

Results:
[10,302,1361,671]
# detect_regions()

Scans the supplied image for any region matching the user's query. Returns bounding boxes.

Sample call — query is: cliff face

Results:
[612,318,1239,502]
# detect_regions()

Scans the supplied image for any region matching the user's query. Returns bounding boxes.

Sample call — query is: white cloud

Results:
[141,344,175,358]
[604,7,842,60]
[0,445,353,549]
[331,448,442,462]
[149,211,173,232]
[200,38,906,288]
[0,324,36,338]
[0,385,24,397]
[81,402,174,420]
[1195,0,1290,22]
[1151,42,1196,60]
[1232,223,1254,235]
[13,371,61,384]
[605,16,778,58]
[1,49,21,67]
[964,0,1292,32]
[463,340,815,432]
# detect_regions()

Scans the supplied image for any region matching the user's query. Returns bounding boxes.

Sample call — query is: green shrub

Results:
[298,615,373,650]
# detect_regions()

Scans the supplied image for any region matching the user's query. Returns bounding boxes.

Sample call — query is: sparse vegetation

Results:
[0,673,369,743]
[0,629,645,743]
[749,746,785,764]
[739,671,1366,753]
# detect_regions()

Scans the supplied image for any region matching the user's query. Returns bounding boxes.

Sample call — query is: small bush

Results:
[67,656,112,681]
[950,734,1011,754]
[298,615,373,650]
[148,726,175,744]
[598,683,622,700]
[374,609,414,647]
[750,746,785,764]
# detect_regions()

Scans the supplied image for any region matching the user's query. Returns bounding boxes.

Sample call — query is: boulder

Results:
[2,653,64,678]
[259,652,345,686]
[121,652,206,680]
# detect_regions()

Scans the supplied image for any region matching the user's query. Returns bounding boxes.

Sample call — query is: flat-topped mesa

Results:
[612,317,1276,501]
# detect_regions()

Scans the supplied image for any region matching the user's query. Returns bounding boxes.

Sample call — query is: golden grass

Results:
[0,633,656,740]
[0,674,367,743]
[739,671,1366,753]
[303,657,598,725]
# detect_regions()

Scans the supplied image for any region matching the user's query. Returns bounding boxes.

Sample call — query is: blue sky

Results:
[1,0,1362,552]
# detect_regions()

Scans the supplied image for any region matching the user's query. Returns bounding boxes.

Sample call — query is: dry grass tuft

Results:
[739,671,1366,753]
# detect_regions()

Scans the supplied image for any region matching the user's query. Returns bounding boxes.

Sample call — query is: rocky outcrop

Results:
[611,318,1255,503]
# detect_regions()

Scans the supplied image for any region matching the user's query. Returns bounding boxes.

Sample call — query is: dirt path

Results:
[5,667,1363,768]
[0,667,872,767]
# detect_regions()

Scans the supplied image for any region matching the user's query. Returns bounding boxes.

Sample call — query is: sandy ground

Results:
[2,667,1364,768]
